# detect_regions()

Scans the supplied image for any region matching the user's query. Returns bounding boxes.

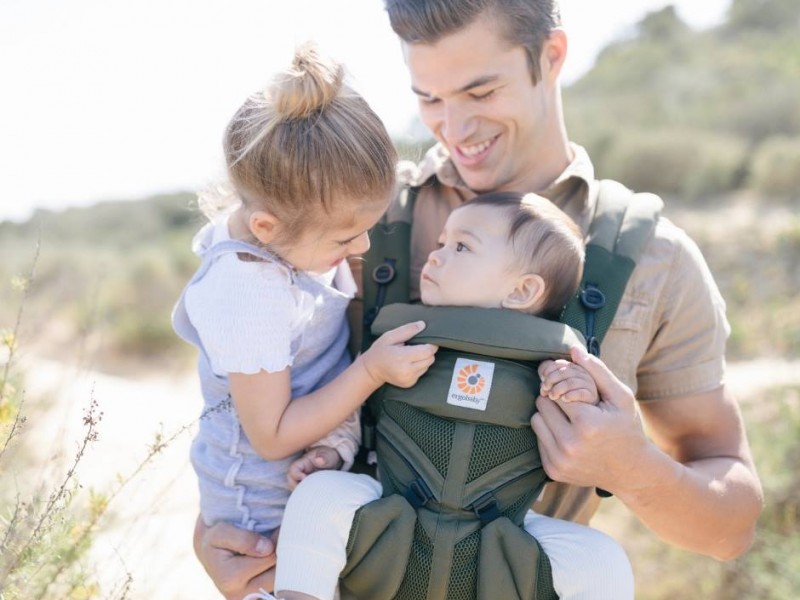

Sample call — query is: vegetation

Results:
[564,0,800,202]
[595,385,800,599]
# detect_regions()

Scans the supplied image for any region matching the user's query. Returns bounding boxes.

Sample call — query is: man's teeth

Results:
[459,139,492,157]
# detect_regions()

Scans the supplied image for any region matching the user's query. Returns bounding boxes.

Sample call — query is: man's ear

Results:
[248,210,280,245]
[501,273,546,312]
[540,27,568,84]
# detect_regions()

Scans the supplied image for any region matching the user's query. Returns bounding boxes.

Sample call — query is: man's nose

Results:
[441,101,475,144]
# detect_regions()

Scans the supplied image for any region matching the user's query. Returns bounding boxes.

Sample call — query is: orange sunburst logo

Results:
[457,363,485,395]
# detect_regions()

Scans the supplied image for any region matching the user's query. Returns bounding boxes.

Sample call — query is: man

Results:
[195,2,763,597]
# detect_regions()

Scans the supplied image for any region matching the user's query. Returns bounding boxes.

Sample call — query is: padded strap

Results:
[373,304,586,362]
[361,186,418,347]
[562,180,662,353]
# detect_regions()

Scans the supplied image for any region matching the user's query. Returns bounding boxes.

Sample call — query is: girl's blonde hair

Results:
[206,43,397,240]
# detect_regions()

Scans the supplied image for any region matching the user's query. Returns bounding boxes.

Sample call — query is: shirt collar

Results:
[420,141,597,231]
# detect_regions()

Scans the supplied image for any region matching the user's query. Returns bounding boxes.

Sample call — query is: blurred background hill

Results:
[1,0,798,598]
[2,0,797,370]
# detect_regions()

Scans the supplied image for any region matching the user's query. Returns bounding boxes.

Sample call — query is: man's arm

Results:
[532,347,763,560]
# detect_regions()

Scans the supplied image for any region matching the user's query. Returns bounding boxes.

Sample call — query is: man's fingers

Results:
[223,564,276,600]
[569,346,633,408]
[203,520,273,558]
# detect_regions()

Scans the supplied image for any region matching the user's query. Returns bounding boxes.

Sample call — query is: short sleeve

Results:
[185,258,299,375]
[636,229,730,400]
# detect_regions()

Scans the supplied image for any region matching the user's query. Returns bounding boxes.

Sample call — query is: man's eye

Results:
[471,89,495,101]
[420,96,440,105]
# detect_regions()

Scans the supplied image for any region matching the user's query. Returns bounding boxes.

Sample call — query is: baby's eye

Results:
[456,242,467,252]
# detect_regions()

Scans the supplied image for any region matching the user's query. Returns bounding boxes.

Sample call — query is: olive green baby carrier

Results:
[340,180,662,600]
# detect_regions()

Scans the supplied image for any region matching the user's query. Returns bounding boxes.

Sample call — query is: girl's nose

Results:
[348,231,370,255]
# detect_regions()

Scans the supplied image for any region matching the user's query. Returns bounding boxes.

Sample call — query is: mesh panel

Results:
[466,423,537,483]
[395,521,433,600]
[384,400,454,477]
[501,493,535,526]
[447,529,480,599]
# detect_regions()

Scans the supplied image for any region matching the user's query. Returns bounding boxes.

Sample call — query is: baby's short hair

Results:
[460,192,585,317]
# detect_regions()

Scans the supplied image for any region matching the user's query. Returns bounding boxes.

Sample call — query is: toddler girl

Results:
[172,43,437,565]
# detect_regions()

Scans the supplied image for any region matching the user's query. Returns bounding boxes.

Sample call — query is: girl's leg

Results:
[275,471,382,600]
[523,510,634,600]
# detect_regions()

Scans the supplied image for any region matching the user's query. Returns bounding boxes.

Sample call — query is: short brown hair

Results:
[223,43,397,241]
[385,0,561,83]
[461,191,584,317]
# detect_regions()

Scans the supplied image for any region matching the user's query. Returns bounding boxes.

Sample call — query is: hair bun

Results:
[270,43,344,119]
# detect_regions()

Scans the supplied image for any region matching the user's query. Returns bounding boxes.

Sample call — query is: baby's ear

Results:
[248,210,280,245]
[501,273,546,312]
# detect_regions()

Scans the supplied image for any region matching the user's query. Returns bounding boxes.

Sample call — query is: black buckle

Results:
[580,286,606,310]
[472,493,501,524]
[364,259,397,329]
[405,478,434,509]
[580,284,606,357]
[372,262,396,285]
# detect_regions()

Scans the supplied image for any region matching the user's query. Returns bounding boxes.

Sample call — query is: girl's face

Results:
[274,198,389,274]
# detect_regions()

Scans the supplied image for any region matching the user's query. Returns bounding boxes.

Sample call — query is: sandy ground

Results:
[12,355,212,600]
[9,353,800,600]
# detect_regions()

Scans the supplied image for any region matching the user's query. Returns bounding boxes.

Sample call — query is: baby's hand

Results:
[538,356,598,404]
[287,446,343,490]
[362,321,438,389]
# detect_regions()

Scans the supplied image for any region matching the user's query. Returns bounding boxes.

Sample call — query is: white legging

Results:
[275,471,633,600]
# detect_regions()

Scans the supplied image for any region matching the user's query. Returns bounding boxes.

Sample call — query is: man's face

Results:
[404,15,559,193]
[420,203,520,308]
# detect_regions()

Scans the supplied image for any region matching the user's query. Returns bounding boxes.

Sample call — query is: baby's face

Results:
[420,203,520,308]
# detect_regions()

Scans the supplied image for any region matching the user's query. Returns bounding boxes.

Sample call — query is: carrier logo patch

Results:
[447,358,495,411]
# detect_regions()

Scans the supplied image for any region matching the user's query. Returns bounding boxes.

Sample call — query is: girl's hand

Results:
[287,446,343,490]
[361,321,438,388]
[538,356,599,404]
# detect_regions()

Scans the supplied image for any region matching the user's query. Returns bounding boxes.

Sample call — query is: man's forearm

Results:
[615,444,763,560]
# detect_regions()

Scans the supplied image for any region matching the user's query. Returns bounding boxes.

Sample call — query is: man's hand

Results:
[194,517,277,599]
[531,346,649,494]
[287,445,343,490]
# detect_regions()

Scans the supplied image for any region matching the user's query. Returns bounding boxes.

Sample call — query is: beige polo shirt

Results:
[351,143,730,523]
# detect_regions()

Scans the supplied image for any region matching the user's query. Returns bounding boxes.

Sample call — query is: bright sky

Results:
[0,0,731,223]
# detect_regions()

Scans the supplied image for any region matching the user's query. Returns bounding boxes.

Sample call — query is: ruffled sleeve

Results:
[186,258,300,375]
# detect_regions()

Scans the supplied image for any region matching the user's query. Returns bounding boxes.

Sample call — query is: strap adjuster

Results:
[472,493,501,524]
[404,478,434,509]
[372,262,396,285]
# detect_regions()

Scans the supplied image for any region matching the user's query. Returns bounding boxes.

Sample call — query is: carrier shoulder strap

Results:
[561,179,663,356]
[361,185,418,349]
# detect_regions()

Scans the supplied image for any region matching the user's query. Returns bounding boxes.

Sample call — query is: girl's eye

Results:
[456,242,467,252]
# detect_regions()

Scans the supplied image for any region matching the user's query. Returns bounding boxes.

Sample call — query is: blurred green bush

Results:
[748,136,800,199]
